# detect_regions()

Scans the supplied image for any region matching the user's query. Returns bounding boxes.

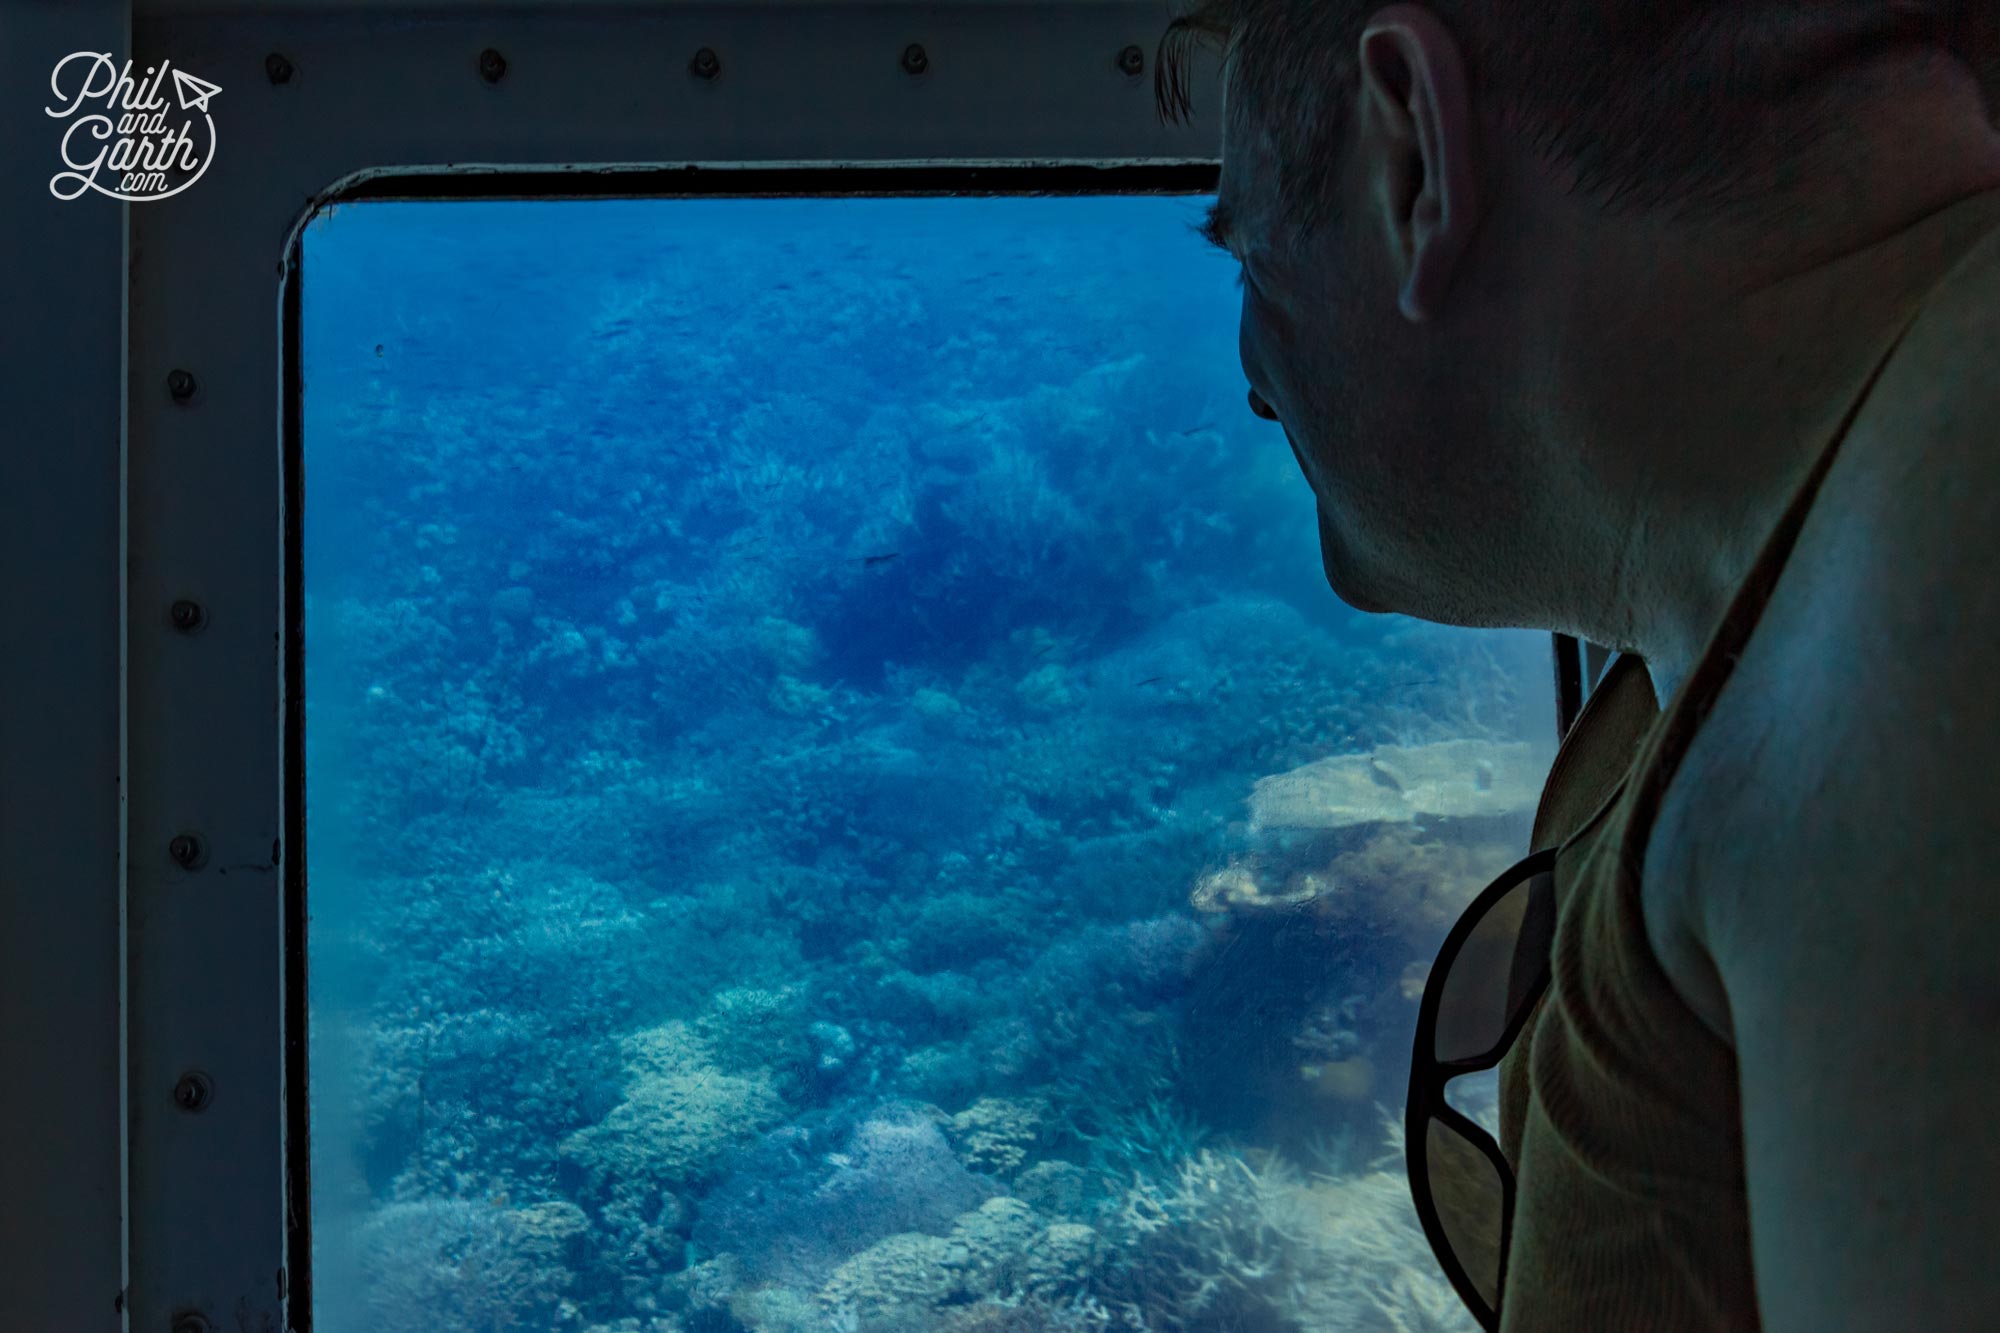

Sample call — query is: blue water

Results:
[302,195,1554,1333]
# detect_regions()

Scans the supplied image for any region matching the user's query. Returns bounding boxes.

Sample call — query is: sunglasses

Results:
[1405,845,1560,1330]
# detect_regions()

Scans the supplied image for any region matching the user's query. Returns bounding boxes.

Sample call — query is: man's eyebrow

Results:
[1197,198,1234,253]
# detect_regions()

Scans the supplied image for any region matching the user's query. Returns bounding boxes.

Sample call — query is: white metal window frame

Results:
[0,3,1589,1327]
[6,3,1234,1329]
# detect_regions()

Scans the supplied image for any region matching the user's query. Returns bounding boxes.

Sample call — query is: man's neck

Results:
[1547,74,2000,698]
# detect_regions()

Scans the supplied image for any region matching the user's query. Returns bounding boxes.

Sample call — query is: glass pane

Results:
[1434,867,1553,1065]
[1427,1116,1506,1313]
[303,195,1557,1333]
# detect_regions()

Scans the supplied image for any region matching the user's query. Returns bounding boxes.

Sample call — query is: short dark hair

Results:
[1157,1,1998,235]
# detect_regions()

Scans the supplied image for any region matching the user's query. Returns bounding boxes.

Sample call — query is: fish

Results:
[1137,676,1167,688]
[862,552,901,567]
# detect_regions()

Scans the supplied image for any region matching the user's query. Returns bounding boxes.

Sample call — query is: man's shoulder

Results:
[1640,221,2000,1035]
[1847,215,2000,492]
[1728,212,2000,754]
[1804,215,2000,679]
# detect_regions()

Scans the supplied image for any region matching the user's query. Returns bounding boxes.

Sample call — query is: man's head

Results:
[1157,1,2000,629]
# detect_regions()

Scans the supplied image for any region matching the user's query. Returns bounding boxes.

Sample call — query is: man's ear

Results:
[1355,6,1479,323]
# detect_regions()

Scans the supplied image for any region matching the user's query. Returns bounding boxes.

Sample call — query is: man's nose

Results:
[1247,389,1279,421]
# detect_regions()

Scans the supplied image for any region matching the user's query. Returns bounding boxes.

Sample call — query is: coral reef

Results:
[819,1232,959,1325]
[693,1103,998,1292]
[1248,739,1543,833]
[301,197,1556,1333]
[559,1018,787,1300]
[348,1196,589,1333]
[1092,1148,1311,1331]
[561,1022,785,1201]
[815,1196,1050,1327]
[1015,1161,1091,1219]
[949,1096,1052,1176]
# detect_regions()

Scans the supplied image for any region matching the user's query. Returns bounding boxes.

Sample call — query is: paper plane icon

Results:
[171,68,221,113]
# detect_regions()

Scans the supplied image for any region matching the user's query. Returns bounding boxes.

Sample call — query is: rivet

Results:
[171,1071,213,1114]
[169,599,205,633]
[478,47,507,83]
[172,1315,212,1333]
[168,833,205,870]
[264,52,293,85]
[901,43,928,76]
[166,368,197,402]
[1118,44,1145,76]
[689,47,721,80]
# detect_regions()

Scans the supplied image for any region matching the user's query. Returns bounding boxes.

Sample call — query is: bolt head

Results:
[166,369,196,402]
[168,833,204,869]
[689,47,721,80]
[169,599,205,632]
[172,1071,213,1113]
[264,52,293,84]
[1118,45,1145,76]
[901,43,928,75]
[479,47,507,82]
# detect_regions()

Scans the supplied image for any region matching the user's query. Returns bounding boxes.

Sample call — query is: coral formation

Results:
[819,1232,960,1323]
[1093,1148,1311,1331]
[349,1196,589,1333]
[693,1103,998,1292]
[948,1096,1052,1176]
[560,1021,785,1201]
[1249,739,1543,832]
[1015,1160,1091,1219]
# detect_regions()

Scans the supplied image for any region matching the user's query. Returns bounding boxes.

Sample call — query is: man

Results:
[1153,2,2000,1329]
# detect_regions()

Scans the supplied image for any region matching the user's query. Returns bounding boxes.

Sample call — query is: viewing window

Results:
[302,193,1554,1332]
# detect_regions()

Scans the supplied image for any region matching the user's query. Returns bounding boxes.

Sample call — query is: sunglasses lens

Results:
[1427,1115,1506,1313]
[1433,866,1555,1065]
